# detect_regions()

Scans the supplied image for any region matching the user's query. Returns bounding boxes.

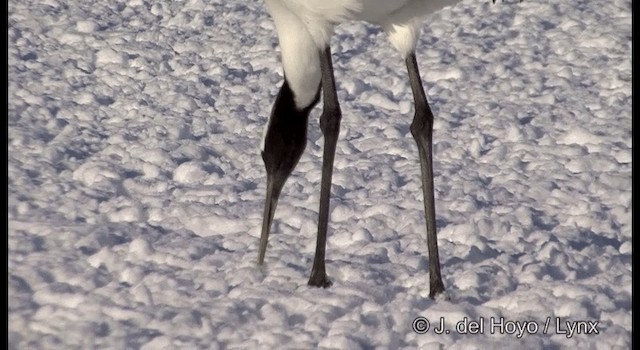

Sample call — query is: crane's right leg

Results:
[384,17,445,298]
[406,52,445,299]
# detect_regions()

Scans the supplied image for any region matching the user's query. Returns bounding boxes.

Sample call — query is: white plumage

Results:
[264,0,461,109]
[257,0,494,299]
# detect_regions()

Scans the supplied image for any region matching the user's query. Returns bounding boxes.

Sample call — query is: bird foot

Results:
[308,271,332,288]
[428,280,446,300]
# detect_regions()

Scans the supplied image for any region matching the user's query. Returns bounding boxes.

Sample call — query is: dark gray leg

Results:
[308,47,341,288]
[406,52,445,299]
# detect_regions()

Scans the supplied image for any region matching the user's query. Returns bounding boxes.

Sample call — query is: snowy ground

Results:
[8,0,631,348]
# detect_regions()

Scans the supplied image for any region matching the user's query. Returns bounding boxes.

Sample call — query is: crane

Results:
[257,0,519,299]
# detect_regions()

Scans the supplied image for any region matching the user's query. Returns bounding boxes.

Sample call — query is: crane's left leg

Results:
[308,46,342,288]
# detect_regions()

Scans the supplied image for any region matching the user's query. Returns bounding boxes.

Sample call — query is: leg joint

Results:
[320,107,342,135]
[410,108,433,140]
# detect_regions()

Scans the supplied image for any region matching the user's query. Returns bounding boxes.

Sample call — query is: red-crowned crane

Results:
[258,0,519,299]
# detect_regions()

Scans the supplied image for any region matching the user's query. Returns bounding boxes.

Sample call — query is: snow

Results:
[8,0,631,348]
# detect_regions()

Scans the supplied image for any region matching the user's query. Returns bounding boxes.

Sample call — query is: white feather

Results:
[265,0,322,109]
[263,0,462,109]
